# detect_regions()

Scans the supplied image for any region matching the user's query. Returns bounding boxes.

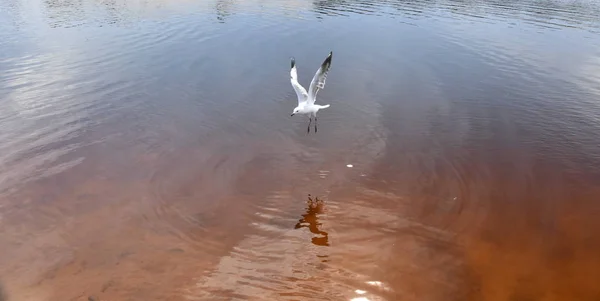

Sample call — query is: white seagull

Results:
[289,51,333,133]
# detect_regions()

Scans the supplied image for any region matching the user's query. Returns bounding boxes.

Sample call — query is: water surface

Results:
[1,0,600,300]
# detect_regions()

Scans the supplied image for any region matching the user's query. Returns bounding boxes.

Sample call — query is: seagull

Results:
[289,51,333,133]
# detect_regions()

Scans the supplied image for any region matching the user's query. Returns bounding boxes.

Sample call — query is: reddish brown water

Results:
[1,0,600,300]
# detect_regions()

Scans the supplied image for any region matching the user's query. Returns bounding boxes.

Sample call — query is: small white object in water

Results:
[355,289,367,294]
[346,164,353,168]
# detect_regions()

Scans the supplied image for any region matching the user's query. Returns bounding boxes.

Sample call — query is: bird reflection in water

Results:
[294,194,329,246]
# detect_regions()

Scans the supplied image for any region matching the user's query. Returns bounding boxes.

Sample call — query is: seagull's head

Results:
[291,107,300,116]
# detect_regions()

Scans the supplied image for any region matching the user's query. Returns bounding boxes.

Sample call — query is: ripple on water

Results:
[185,195,340,300]
[0,52,140,193]
[144,134,304,250]
[177,118,397,300]
[183,183,471,301]
[1,0,600,300]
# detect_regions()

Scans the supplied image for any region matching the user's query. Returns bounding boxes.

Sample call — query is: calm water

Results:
[1,0,600,300]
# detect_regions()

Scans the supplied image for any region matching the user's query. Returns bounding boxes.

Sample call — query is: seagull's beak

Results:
[290,113,295,116]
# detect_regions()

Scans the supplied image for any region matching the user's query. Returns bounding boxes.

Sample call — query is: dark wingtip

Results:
[291,57,295,69]
[323,51,332,67]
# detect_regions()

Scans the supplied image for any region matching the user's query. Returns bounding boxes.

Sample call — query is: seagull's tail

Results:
[318,104,330,110]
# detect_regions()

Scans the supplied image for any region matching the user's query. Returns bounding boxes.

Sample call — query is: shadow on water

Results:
[294,194,329,247]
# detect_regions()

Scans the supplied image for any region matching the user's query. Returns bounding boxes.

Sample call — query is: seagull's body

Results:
[290,52,333,133]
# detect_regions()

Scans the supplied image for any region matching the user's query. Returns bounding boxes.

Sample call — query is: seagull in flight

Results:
[289,51,333,133]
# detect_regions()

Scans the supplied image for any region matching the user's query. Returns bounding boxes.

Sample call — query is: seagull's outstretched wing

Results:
[290,58,308,105]
[307,51,332,104]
